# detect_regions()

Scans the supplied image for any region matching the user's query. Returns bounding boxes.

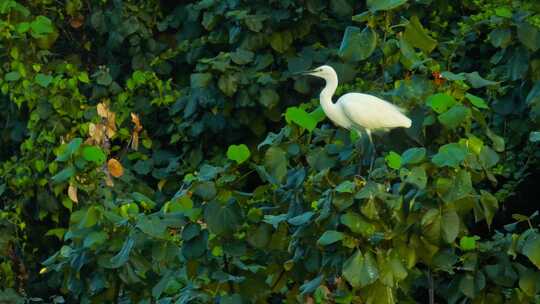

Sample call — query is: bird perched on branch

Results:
[303,65,411,171]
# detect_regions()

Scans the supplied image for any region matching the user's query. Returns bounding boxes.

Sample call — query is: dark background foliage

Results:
[1,0,540,303]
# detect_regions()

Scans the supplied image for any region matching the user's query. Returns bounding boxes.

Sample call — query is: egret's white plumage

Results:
[306,65,411,133]
[305,65,411,171]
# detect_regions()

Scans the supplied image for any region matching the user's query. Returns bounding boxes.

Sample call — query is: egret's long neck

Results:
[320,72,339,118]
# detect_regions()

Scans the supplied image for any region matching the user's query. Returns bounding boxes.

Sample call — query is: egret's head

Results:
[304,65,337,80]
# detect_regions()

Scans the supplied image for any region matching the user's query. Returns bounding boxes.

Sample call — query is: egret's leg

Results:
[367,129,376,172]
[356,130,364,175]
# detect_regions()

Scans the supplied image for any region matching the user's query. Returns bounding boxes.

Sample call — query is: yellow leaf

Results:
[158,179,166,191]
[88,123,105,144]
[107,158,124,178]
[96,102,109,118]
[68,184,78,203]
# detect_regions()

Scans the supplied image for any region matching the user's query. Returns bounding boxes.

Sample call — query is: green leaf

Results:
[426,93,456,114]
[522,232,540,269]
[385,151,401,169]
[465,93,489,109]
[340,212,375,237]
[421,209,442,243]
[438,105,471,129]
[441,170,473,203]
[30,16,54,38]
[403,16,437,53]
[204,201,241,236]
[285,106,317,132]
[338,26,377,61]
[109,237,135,268]
[441,210,459,243]
[405,166,427,189]
[317,230,344,246]
[227,144,251,164]
[260,89,279,109]
[269,31,293,53]
[218,74,238,96]
[335,180,355,193]
[464,72,499,88]
[264,147,287,184]
[35,73,53,88]
[83,231,108,248]
[82,146,106,164]
[432,143,468,168]
[495,7,512,18]
[526,82,540,105]
[367,0,407,12]
[477,190,498,227]
[96,71,112,86]
[459,236,479,251]
[342,250,379,288]
[287,211,314,226]
[489,28,512,48]
[479,146,499,168]
[299,275,324,295]
[518,269,540,296]
[518,22,540,51]
[487,129,505,152]
[309,106,326,123]
[56,138,83,162]
[230,48,254,65]
[51,166,75,183]
[401,147,426,165]
[190,73,212,88]
[4,71,21,82]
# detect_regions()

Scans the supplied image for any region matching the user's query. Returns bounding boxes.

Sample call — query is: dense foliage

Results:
[2,0,540,303]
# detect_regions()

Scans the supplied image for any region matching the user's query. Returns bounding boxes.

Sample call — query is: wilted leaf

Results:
[107,158,124,177]
[68,184,78,203]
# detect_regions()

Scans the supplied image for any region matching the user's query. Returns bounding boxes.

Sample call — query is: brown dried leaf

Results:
[131,132,139,151]
[131,113,143,132]
[68,184,78,203]
[88,123,106,144]
[107,158,124,178]
[70,15,84,29]
[106,112,116,138]
[105,175,114,187]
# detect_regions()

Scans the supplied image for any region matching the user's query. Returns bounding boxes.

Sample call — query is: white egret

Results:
[304,65,411,171]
